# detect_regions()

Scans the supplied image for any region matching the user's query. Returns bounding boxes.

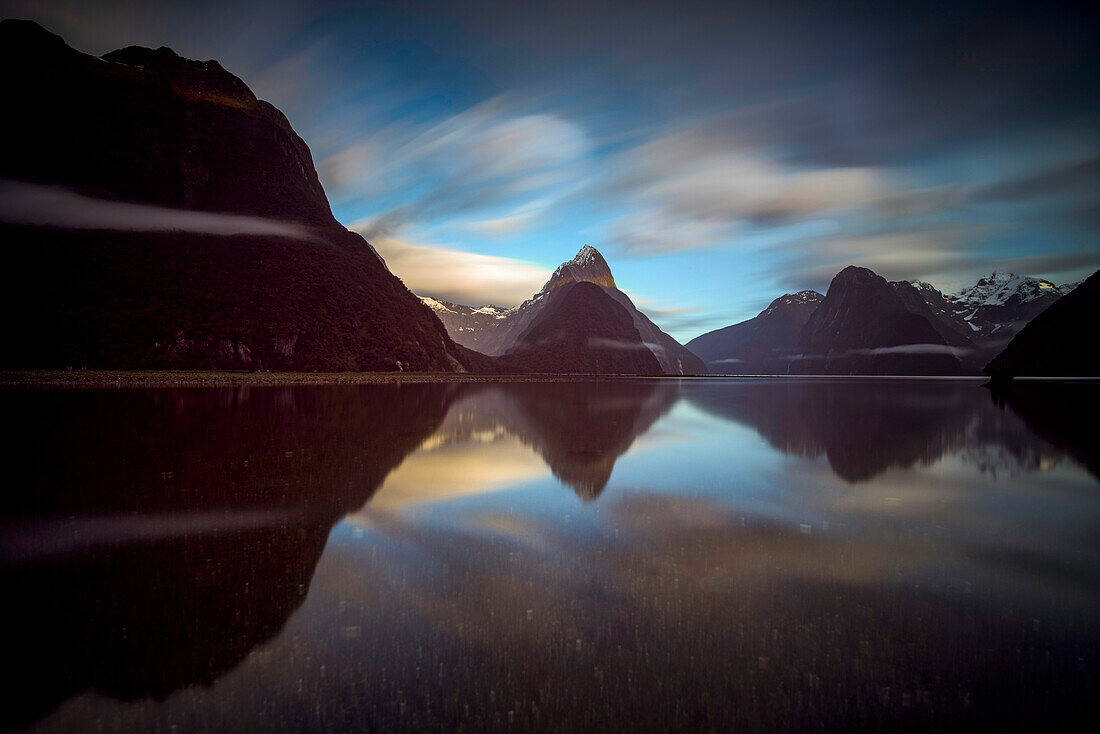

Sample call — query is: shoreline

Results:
[0,370,694,388]
[1,371,1091,389]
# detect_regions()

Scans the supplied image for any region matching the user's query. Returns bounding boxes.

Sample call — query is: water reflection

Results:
[1,384,452,729]
[1,379,1097,732]
[383,381,678,502]
[686,379,1065,482]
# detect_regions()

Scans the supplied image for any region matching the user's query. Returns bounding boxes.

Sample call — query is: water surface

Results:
[2,379,1098,732]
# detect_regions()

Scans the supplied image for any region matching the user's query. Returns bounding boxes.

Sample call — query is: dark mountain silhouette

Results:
[0,20,480,372]
[423,246,706,375]
[795,266,963,374]
[686,290,823,373]
[985,269,1100,381]
[684,379,1065,483]
[0,383,452,729]
[689,269,1077,376]
[502,281,664,374]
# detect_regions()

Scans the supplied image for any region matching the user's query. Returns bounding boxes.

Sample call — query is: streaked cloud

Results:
[602,124,892,255]
[464,208,541,237]
[0,180,314,239]
[771,225,1100,294]
[328,97,591,233]
[361,230,550,307]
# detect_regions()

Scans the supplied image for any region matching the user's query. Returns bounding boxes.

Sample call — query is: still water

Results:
[2,378,1098,732]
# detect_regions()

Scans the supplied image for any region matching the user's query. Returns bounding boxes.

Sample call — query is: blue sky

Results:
[3,0,1098,340]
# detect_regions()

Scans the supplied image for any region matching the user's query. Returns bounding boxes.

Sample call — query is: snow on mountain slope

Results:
[943,272,1077,337]
[951,273,1068,309]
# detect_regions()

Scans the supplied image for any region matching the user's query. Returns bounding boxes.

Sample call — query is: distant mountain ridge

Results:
[686,290,823,373]
[691,266,1080,375]
[422,245,707,375]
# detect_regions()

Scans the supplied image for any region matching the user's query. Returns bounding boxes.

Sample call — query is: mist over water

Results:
[2,379,1098,731]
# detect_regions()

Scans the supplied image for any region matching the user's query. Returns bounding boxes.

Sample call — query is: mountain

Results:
[422,245,707,375]
[686,266,1079,376]
[891,280,975,346]
[985,269,1100,381]
[503,281,664,374]
[902,273,1078,372]
[795,266,963,374]
[0,20,479,372]
[421,298,513,349]
[947,272,1076,338]
[686,290,823,373]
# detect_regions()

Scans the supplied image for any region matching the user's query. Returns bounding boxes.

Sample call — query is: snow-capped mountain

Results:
[943,272,1077,338]
[421,298,514,349]
[420,245,706,375]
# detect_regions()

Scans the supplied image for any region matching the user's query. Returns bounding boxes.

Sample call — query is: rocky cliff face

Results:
[0,20,475,372]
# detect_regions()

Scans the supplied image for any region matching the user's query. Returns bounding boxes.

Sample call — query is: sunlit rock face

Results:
[0,20,478,372]
[421,245,707,375]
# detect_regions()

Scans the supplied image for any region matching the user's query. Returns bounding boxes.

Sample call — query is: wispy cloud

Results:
[770,225,1100,294]
[600,123,893,255]
[360,229,550,307]
[0,180,314,239]
[328,97,591,232]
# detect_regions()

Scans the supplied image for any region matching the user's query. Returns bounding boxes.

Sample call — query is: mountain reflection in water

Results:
[1,379,1097,732]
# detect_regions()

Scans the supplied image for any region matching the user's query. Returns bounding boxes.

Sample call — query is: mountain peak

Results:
[546,244,615,291]
[572,244,604,266]
[764,290,823,313]
[102,44,257,106]
[834,265,879,281]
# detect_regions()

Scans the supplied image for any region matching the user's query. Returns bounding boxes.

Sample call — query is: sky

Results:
[2,0,1098,340]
